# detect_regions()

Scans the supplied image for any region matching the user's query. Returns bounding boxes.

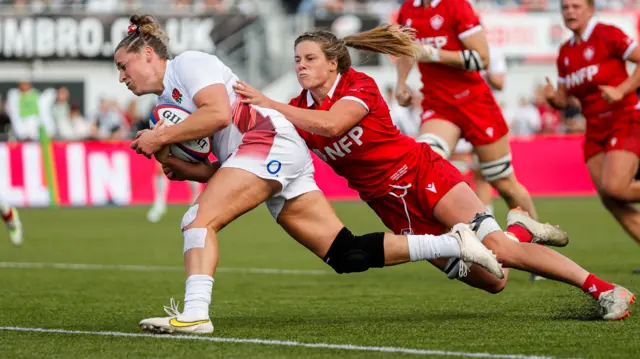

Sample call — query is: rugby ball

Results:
[149,105,211,162]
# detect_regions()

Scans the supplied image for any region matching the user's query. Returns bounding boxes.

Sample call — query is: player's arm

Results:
[270,99,366,137]
[233,80,367,137]
[157,84,230,146]
[163,158,221,183]
[605,47,640,98]
[420,30,489,72]
[486,72,505,90]
[545,77,568,110]
[155,146,221,183]
[419,1,489,72]
[600,28,640,103]
[395,56,415,106]
[486,49,506,90]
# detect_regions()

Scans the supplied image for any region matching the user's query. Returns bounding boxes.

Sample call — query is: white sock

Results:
[181,274,214,320]
[407,234,461,262]
[0,196,10,217]
[154,174,167,207]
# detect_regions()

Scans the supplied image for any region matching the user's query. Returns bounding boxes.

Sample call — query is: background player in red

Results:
[233,24,635,320]
[394,0,539,223]
[544,0,640,273]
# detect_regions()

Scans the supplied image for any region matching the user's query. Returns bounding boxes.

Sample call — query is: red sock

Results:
[1,208,12,222]
[581,273,615,300]
[506,224,533,243]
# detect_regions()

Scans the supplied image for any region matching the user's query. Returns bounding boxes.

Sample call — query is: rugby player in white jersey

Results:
[116,14,505,335]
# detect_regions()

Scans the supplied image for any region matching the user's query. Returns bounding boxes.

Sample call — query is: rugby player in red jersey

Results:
[545,0,640,273]
[234,24,635,320]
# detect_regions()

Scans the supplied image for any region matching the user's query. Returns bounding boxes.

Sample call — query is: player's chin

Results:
[564,19,579,30]
[297,76,316,90]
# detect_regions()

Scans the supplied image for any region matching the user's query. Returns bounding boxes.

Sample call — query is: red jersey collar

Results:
[570,17,597,46]
[306,72,343,108]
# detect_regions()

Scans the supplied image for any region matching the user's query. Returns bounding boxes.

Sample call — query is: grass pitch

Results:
[0,197,638,358]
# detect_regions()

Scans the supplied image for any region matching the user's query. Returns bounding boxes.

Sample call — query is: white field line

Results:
[0,261,331,275]
[0,327,581,359]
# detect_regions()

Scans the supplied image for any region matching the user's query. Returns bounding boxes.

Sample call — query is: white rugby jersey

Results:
[156,51,292,162]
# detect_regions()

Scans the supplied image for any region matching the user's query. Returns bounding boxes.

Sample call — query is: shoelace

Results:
[163,298,181,317]
[458,260,470,278]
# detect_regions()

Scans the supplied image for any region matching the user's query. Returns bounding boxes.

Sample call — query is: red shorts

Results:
[421,90,509,147]
[367,143,465,235]
[583,109,640,161]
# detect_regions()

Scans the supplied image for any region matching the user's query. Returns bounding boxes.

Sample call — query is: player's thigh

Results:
[276,190,344,258]
[189,167,280,231]
[418,118,461,152]
[474,133,510,162]
[601,150,639,194]
[586,152,605,191]
[432,182,487,227]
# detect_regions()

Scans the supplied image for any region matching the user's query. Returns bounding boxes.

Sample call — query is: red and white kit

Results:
[556,19,640,161]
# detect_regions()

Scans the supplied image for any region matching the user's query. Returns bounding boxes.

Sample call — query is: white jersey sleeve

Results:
[172,51,226,100]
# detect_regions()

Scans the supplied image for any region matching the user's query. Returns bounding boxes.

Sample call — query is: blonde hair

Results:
[115,14,171,59]
[295,24,421,73]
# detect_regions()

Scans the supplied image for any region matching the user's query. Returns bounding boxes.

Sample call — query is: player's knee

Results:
[181,204,208,253]
[599,194,627,215]
[485,278,507,294]
[600,178,630,201]
[182,203,227,233]
[323,227,385,274]
[416,133,451,159]
[480,154,514,184]
[482,234,513,266]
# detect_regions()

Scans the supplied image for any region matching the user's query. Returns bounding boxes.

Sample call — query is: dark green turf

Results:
[0,198,638,358]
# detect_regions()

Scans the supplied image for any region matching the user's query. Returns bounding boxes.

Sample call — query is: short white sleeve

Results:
[488,46,507,75]
[173,51,225,100]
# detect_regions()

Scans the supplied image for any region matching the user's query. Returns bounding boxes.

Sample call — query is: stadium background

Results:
[1,2,640,358]
[0,0,638,207]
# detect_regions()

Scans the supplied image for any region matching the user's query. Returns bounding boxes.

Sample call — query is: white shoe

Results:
[507,208,568,247]
[146,204,167,224]
[139,298,214,334]
[598,285,635,321]
[5,208,23,246]
[448,223,504,279]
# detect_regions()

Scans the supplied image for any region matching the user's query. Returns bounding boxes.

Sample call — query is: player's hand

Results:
[131,128,162,159]
[395,84,413,107]
[233,80,273,108]
[599,85,624,104]
[418,45,440,63]
[154,145,171,164]
[543,77,557,103]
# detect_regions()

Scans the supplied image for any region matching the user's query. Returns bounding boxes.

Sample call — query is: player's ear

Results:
[144,46,153,63]
[328,58,338,72]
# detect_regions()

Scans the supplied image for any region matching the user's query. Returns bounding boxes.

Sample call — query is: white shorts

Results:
[221,124,320,220]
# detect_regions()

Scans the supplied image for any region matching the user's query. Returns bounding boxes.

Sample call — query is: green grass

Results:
[0,197,638,358]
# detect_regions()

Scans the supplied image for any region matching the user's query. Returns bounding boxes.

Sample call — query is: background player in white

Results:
[0,194,22,246]
[146,162,200,223]
[117,15,503,334]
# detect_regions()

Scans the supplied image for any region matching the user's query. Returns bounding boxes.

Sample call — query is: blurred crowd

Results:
[0,78,586,143]
[0,0,638,13]
[0,80,150,142]
[0,0,256,13]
